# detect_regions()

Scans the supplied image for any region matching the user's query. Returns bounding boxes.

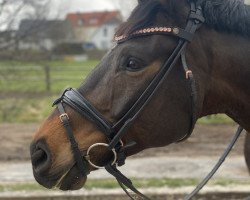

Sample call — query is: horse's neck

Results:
[201,32,250,131]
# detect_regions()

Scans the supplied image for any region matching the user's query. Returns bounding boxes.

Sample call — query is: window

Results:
[78,19,84,26]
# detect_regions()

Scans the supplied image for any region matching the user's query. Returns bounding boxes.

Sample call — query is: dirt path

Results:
[0,123,249,200]
[0,123,245,161]
[0,156,248,183]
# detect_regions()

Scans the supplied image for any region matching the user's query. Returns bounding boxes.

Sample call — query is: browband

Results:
[114,27,194,43]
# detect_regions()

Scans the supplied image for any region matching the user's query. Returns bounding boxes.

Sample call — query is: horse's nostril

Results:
[30,140,52,174]
[32,149,48,166]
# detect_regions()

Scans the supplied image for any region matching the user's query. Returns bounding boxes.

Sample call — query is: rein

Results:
[52,1,244,199]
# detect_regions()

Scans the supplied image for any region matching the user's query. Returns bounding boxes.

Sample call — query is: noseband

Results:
[53,1,205,199]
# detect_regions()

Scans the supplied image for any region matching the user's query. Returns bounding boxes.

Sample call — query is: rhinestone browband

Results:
[114,27,180,43]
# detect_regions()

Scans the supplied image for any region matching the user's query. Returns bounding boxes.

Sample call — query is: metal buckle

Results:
[85,143,117,169]
[186,70,193,79]
[59,113,69,122]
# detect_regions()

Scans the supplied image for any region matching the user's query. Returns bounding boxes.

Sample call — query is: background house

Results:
[17,20,74,51]
[0,30,17,50]
[66,11,122,50]
[11,10,123,54]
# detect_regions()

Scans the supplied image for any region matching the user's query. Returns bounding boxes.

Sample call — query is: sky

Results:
[52,0,137,19]
[0,0,137,30]
[62,0,118,12]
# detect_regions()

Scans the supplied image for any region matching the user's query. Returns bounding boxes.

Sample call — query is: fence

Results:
[0,64,94,93]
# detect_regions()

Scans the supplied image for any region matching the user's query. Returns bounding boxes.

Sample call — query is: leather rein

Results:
[52,1,244,199]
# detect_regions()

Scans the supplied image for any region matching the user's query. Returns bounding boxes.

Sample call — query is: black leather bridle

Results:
[53,1,206,199]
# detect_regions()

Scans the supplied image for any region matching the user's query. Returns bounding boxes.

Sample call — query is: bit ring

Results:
[85,143,117,169]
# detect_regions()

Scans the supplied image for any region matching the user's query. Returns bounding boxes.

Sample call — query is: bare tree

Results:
[0,0,51,51]
[0,0,58,92]
[109,0,137,19]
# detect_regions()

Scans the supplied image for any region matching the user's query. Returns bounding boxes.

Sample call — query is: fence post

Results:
[44,65,51,92]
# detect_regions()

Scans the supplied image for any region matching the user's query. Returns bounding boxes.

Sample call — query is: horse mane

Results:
[116,0,250,37]
[196,0,250,37]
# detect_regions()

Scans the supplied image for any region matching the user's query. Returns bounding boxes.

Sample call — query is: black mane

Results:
[116,0,250,37]
[197,0,250,37]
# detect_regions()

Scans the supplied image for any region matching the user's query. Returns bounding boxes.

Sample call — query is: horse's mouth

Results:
[34,163,88,191]
[55,164,87,191]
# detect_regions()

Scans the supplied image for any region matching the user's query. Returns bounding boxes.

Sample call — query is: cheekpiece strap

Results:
[57,102,90,176]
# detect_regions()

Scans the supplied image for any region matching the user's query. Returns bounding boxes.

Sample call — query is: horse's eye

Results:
[126,59,141,71]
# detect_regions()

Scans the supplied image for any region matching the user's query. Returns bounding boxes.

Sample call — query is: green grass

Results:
[0,60,98,69]
[85,178,250,190]
[198,115,234,124]
[0,97,55,123]
[0,60,98,93]
[0,178,249,192]
[0,183,46,192]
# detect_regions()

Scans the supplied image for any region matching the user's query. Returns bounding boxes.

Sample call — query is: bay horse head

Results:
[30,0,250,192]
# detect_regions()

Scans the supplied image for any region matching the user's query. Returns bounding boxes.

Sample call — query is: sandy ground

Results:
[0,123,245,161]
[0,123,249,200]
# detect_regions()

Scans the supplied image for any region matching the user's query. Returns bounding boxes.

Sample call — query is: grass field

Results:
[0,60,234,124]
[0,60,98,122]
[0,60,98,93]
[0,97,54,123]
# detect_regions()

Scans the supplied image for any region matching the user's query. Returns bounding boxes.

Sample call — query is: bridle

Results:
[53,1,203,199]
[52,1,245,199]
[52,1,243,199]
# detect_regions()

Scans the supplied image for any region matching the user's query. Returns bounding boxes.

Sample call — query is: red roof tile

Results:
[66,11,122,27]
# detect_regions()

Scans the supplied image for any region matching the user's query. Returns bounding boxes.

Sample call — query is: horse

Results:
[30,0,250,196]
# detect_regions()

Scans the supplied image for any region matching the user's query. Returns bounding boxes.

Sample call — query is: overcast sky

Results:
[0,0,137,30]
[52,0,137,18]
[61,0,120,12]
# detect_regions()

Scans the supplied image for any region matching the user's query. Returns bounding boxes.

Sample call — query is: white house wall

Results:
[91,24,117,50]
[73,27,97,43]
[18,39,54,51]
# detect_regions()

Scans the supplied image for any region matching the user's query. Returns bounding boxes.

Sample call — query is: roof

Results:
[17,20,73,40]
[66,11,122,27]
[0,30,16,39]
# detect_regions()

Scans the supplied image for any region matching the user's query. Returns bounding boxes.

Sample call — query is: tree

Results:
[0,0,57,92]
[0,0,52,51]
[109,0,137,19]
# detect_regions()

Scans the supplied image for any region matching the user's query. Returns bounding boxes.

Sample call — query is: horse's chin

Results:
[58,175,87,191]
[34,164,88,191]
[56,165,88,191]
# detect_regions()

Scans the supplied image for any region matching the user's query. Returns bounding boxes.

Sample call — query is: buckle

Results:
[60,113,69,122]
[186,70,193,79]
